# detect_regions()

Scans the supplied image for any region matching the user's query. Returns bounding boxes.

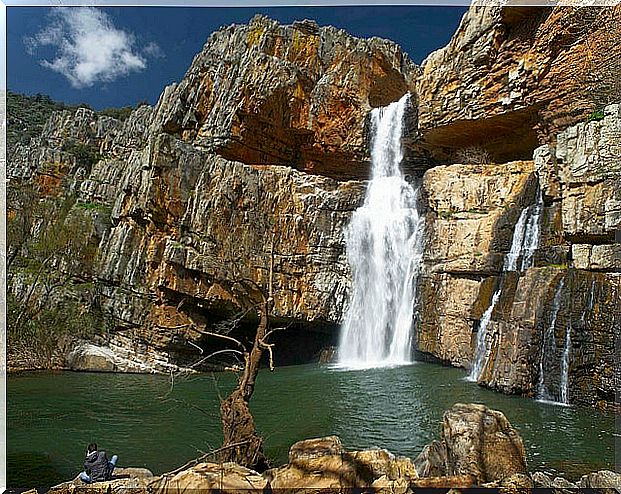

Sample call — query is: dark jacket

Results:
[84,450,112,482]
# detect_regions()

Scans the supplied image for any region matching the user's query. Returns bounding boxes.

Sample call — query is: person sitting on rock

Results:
[79,442,118,483]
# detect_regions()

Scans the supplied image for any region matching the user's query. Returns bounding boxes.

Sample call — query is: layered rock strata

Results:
[7,6,620,410]
[416,107,620,410]
[148,14,417,181]
[9,16,413,371]
[416,5,621,164]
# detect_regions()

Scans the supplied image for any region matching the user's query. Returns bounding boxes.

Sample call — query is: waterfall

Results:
[467,185,544,382]
[504,208,530,272]
[505,185,544,271]
[559,323,571,404]
[338,93,424,368]
[466,289,501,382]
[537,278,564,402]
[520,186,543,270]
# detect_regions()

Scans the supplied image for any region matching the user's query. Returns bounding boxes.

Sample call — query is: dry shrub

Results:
[453,146,492,165]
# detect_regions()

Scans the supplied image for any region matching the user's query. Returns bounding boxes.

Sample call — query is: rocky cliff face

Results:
[412,6,620,410]
[8,6,620,409]
[149,14,417,180]
[9,15,410,372]
[416,5,621,165]
[417,106,620,410]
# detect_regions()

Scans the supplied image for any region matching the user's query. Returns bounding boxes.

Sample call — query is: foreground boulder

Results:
[47,467,154,494]
[264,435,419,490]
[44,404,621,492]
[45,404,531,493]
[578,470,621,490]
[414,403,528,484]
[151,462,268,494]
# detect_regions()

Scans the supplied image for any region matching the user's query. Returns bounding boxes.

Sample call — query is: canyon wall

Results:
[9,14,410,372]
[412,5,620,410]
[8,6,620,408]
[416,107,620,408]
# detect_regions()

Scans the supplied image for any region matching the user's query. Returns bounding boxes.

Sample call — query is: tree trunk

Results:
[218,283,271,471]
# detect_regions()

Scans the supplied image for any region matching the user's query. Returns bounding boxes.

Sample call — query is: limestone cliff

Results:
[8,15,411,372]
[415,5,620,165]
[149,14,417,180]
[412,5,620,410]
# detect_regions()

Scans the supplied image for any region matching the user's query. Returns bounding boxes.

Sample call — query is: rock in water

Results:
[441,403,527,483]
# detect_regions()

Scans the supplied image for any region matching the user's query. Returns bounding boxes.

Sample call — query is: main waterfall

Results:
[338,93,424,368]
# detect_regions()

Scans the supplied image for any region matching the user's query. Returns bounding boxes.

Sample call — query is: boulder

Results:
[531,471,553,488]
[413,440,448,478]
[48,477,149,494]
[288,436,343,461]
[441,403,528,483]
[482,473,534,492]
[150,462,267,494]
[552,476,579,491]
[578,470,621,490]
[112,467,155,479]
[265,436,418,490]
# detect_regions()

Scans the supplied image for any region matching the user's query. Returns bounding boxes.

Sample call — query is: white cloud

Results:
[26,7,162,89]
[143,41,165,59]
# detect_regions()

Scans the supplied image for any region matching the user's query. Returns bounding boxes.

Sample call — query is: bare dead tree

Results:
[217,278,273,471]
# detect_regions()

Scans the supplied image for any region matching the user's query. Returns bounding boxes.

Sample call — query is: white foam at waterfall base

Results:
[337,93,424,369]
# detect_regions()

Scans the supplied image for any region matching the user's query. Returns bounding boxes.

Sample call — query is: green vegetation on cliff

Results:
[7,187,107,369]
[7,92,87,155]
[7,91,145,157]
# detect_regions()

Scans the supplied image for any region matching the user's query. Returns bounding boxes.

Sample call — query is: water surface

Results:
[8,362,616,488]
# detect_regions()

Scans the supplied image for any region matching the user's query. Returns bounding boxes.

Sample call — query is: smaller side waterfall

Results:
[466,289,501,382]
[559,323,572,404]
[537,278,564,402]
[521,186,544,271]
[467,184,544,382]
[504,185,543,271]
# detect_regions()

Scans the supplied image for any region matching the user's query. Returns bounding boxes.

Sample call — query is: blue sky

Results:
[8,6,466,110]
